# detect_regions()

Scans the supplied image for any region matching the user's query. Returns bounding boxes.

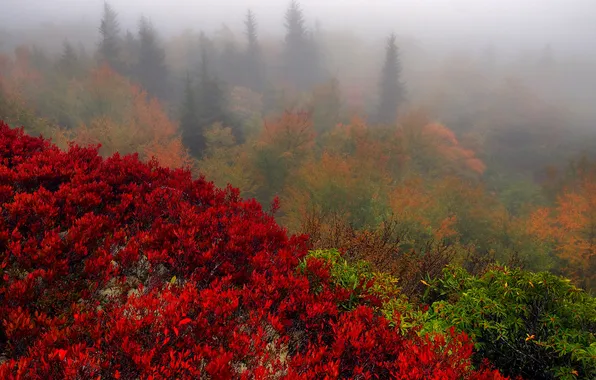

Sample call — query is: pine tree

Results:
[135,16,168,99]
[57,40,79,77]
[122,30,140,74]
[244,9,263,92]
[246,10,259,53]
[216,26,242,86]
[180,74,203,157]
[376,33,405,125]
[283,1,324,91]
[98,1,122,72]
[196,34,243,145]
[30,45,52,73]
[283,1,306,87]
[307,22,326,85]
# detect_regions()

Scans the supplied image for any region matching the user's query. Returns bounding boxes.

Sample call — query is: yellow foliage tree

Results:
[198,123,258,197]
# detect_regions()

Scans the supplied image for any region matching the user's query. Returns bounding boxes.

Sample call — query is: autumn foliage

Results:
[53,65,191,169]
[529,161,596,290]
[0,121,506,379]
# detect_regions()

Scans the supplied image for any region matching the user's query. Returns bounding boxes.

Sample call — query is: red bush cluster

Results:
[0,121,505,379]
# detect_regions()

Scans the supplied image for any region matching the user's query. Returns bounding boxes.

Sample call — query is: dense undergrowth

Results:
[0,121,507,379]
[304,250,596,380]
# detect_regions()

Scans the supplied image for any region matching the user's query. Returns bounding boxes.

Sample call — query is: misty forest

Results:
[0,1,595,379]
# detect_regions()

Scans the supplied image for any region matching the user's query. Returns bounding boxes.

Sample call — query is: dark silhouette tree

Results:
[217,31,242,87]
[196,34,243,146]
[122,29,140,74]
[282,1,323,91]
[29,45,51,74]
[57,40,80,77]
[180,74,203,157]
[98,1,122,72]
[244,9,264,92]
[376,33,405,125]
[135,16,168,99]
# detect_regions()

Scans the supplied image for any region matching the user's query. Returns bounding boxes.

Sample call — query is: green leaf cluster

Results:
[424,265,596,379]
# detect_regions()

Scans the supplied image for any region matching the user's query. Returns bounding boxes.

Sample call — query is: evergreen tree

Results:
[122,29,140,74]
[217,27,242,86]
[180,74,203,157]
[246,10,259,53]
[98,1,122,71]
[309,19,326,83]
[244,9,263,92]
[28,45,51,75]
[282,1,325,91]
[77,42,91,65]
[57,40,79,77]
[283,1,307,87]
[135,16,168,99]
[376,33,405,125]
[196,34,243,145]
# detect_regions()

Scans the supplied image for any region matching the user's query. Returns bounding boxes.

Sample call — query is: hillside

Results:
[2,1,596,378]
[0,121,511,378]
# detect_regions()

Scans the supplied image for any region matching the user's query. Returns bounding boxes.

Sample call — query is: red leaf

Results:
[57,349,67,360]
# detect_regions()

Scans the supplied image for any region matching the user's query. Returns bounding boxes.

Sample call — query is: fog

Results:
[3,0,596,53]
[2,0,596,162]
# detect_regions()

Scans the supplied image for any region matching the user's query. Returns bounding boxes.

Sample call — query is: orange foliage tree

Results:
[2,48,189,169]
[529,165,596,290]
[54,65,191,169]
[0,47,61,138]
[398,109,486,178]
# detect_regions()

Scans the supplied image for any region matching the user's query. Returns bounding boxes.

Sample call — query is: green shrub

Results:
[424,265,596,379]
[299,249,400,310]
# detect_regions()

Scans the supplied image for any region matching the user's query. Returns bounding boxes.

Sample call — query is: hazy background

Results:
[2,0,596,145]
[3,0,596,54]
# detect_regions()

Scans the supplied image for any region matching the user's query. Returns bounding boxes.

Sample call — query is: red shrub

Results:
[0,121,506,379]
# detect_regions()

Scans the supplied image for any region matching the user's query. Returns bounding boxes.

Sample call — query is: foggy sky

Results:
[2,0,596,55]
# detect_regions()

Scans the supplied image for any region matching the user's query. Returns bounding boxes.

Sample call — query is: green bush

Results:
[298,249,400,310]
[299,249,436,335]
[424,265,596,379]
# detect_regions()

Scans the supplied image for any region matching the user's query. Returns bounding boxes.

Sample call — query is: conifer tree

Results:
[282,1,325,91]
[282,1,316,91]
[57,40,79,77]
[246,10,259,54]
[376,33,405,125]
[180,74,203,157]
[196,34,243,145]
[135,16,168,99]
[244,9,263,92]
[283,1,306,86]
[98,1,122,72]
[122,30,140,74]
[30,45,51,74]
[218,36,242,87]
